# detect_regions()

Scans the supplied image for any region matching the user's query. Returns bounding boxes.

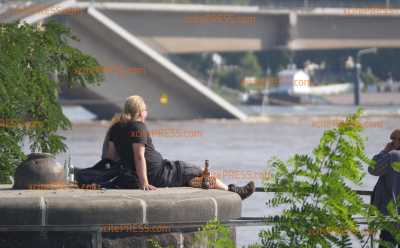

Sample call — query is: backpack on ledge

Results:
[75,159,139,189]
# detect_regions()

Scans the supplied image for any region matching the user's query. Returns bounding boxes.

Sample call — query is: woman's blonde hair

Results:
[110,95,146,125]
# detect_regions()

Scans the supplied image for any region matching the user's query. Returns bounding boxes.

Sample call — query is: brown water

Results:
[51,117,399,247]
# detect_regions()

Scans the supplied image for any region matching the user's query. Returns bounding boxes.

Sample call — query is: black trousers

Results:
[77,159,203,189]
[151,159,203,187]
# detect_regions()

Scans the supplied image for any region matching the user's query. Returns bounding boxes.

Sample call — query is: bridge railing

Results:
[3,0,399,9]
[77,0,400,9]
[255,0,398,9]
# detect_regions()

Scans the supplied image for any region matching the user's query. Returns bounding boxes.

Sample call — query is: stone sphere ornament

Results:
[13,153,67,189]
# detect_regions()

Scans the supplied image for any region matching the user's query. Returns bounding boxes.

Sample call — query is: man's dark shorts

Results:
[150,159,203,187]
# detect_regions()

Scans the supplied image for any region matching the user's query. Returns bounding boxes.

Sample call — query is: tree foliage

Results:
[261,109,400,248]
[147,219,237,248]
[0,21,103,183]
[366,195,400,248]
[194,219,236,248]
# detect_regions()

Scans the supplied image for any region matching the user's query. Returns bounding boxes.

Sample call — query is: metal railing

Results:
[255,187,372,195]
[71,0,400,9]
[3,0,400,15]
[238,187,373,226]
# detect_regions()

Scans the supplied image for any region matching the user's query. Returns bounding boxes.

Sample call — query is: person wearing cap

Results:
[369,129,400,247]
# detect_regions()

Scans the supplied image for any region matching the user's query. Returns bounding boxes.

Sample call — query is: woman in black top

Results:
[102,95,255,200]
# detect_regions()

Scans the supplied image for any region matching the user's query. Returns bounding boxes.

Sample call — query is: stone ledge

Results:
[0,185,241,226]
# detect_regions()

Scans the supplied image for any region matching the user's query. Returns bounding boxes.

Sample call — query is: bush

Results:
[261,109,400,248]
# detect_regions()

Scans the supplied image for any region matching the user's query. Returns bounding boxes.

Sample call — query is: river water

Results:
[51,114,399,247]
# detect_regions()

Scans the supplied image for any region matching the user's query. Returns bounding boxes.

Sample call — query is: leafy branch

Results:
[0,21,104,183]
[261,109,372,248]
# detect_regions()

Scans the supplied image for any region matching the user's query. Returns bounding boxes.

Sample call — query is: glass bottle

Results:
[201,160,210,189]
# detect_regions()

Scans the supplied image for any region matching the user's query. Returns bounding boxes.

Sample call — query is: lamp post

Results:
[354,48,378,106]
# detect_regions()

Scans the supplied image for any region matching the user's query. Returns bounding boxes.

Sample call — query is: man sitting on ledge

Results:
[101,95,255,200]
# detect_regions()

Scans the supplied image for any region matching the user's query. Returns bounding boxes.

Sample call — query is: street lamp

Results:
[354,48,378,106]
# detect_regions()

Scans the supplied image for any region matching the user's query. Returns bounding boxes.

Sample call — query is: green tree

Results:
[241,51,262,78]
[360,67,379,90]
[212,52,262,90]
[222,52,243,66]
[262,109,369,247]
[147,219,236,248]
[215,66,242,90]
[0,21,103,183]
[261,109,400,248]
[362,48,400,81]
[194,219,236,248]
[256,50,291,75]
[366,195,400,248]
[176,53,213,79]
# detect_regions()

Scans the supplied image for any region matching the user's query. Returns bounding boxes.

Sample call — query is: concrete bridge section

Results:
[288,9,400,50]
[4,1,400,120]
[0,185,241,247]
[74,2,400,52]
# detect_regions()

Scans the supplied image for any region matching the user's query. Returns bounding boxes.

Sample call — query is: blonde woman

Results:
[102,95,255,200]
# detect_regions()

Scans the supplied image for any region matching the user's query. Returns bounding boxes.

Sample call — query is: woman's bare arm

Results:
[133,143,157,190]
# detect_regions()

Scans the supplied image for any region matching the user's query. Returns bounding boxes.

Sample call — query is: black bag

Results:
[75,159,139,189]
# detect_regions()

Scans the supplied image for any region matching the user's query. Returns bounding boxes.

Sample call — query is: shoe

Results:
[228,181,255,200]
